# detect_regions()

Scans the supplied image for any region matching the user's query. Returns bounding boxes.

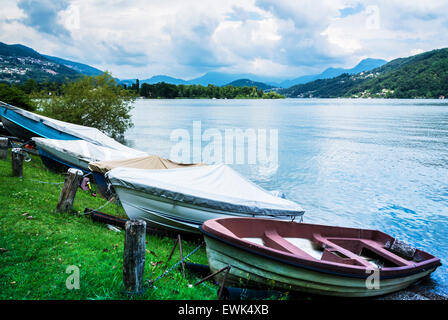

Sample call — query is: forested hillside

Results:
[281,48,448,99]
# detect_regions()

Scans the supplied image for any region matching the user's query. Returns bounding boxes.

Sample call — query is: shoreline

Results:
[0,150,446,300]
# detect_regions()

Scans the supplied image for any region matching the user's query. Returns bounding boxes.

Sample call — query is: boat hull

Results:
[37,148,89,172]
[0,119,10,136]
[1,116,41,140]
[38,149,115,198]
[0,111,77,141]
[39,152,70,172]
[203,235,436,297]
[113,186,294,235]
[92,171,113,199]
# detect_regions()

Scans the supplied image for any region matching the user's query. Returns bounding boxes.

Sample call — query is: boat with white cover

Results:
[88,155,205,198]
[106,164,305,234]
[32,137,147,172]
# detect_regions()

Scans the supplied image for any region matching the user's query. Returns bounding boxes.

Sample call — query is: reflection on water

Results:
[126,98,448,295]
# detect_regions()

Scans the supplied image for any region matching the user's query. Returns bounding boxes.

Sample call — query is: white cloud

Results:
[1,0,448,79]
[0,0,25,20]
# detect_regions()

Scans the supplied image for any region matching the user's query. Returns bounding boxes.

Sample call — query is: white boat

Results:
[106,164,305,234]
[32,137,147,172]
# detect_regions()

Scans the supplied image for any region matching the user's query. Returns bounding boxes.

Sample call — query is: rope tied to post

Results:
[11,147,31,162]
[82,196,117,216]
[28,179,65,185]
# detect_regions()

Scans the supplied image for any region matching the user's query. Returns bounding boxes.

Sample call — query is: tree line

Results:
[132,82,284,99]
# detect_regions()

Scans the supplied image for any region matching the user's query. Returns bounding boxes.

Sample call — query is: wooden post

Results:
[56,168,83,213]
[123,219,146,294]
[11,148,23,177]
[0,137,8,160]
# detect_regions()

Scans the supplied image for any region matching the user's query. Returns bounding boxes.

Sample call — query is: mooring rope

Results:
[82,197,117,216]
[147,242,205,287]
[28,179,64,185]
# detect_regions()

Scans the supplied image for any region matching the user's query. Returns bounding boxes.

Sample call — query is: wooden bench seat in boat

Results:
[312,234,372,267]
[315,235,414,267]
[262,229,317,260]
[323,237,414,267]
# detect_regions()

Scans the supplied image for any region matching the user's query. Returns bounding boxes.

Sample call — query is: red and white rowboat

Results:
[201,217,441,297]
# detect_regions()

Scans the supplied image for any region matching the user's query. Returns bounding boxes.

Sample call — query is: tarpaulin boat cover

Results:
[106,164,305,217]
[33,137,147,164]
[0,101,139,153]
[88,155,205,174]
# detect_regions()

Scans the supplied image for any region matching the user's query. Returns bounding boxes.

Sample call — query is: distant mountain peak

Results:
[279,58,387,88]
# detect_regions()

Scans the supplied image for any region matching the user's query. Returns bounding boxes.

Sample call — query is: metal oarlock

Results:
[194,264,231,300]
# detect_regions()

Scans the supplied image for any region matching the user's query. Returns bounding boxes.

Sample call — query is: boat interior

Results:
[209,218,434,269]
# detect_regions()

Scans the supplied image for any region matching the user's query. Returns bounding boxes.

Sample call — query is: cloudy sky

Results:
[1,0,448,80]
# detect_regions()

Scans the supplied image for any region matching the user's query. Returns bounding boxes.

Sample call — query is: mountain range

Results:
[120,59,386,88]
[3,41,447,98]
[278,58,386,88]
[42,55,104,76]
[120,72,285,87]
[280,48,448,99]
[0,41,386,89]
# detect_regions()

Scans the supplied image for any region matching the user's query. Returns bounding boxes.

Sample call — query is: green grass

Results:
[0,151,217,300]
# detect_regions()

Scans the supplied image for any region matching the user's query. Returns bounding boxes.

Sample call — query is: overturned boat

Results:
[106,164,304,234]
[201,217,441,297]
[0,100,133,152]
[32,137,146,173]
[88,156,205,198]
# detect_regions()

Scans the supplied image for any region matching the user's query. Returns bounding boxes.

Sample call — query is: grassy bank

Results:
[0,151,216,300]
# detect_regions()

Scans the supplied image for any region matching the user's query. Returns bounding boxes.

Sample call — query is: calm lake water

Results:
[125,98,448,295]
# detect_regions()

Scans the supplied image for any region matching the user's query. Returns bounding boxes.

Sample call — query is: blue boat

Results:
[0,101,78,141]
[0,101,136,154]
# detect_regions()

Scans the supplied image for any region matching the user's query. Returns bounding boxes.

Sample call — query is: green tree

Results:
[40,73,136,140]
[0,83,35,111]
[262,91,285,99]
[21,79,38,94]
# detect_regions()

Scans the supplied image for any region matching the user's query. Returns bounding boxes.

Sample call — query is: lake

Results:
[125,98,448,296]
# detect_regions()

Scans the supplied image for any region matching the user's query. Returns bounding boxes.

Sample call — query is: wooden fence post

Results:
[11,148,23,177]
[57,168,83,213]
[0,137,8,160]
[123,219,146,294]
